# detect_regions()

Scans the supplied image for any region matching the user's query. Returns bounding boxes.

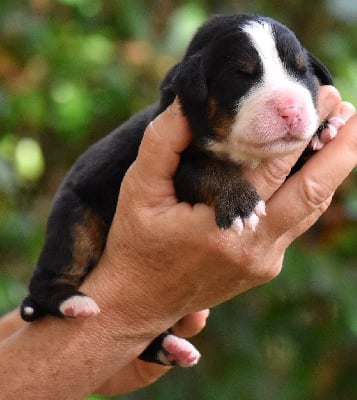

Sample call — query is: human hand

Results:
[82,85,356,349]
[94,310,209,396]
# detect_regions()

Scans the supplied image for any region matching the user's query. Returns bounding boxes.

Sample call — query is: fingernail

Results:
[338,102,356,122]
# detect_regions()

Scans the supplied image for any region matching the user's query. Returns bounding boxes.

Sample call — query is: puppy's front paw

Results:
[232,200,266,234]
[215,180,265,233]
[158,334,201,367]
[59,295,100,318]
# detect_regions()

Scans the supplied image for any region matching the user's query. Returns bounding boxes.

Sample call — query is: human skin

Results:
[0,308,209,395]
[0,86,355,399]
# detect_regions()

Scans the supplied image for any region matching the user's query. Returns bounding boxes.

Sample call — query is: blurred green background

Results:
[0,0,356,399]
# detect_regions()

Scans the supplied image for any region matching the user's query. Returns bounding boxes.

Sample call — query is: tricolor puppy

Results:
[21,14,341,367]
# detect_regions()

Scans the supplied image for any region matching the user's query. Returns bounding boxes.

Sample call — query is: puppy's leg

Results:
[175,151,264,231]
[58,293,100,318]
[21,192,108,321]
[21,284,100,321]
[139,331,201,367]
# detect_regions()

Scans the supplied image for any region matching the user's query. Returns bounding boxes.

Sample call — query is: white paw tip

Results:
[59,295,100,318]
[232,217,244,235]
[310,135,324,151]
[160,335,201,368]
[254,200,266,217]
[316,117,345,146]
[324,124,338,141]
[23,306,35,316]
[244,213,260,232]
[232,206,264,234]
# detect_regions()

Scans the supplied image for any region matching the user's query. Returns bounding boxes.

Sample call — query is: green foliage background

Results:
[0,1,356,399]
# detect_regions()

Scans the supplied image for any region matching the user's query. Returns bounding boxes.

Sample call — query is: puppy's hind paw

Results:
[158,335,201,368]
[59,295,100,318]
[20,296,45,322]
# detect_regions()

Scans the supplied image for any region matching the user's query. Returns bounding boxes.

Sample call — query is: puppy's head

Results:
[160,14,333,165]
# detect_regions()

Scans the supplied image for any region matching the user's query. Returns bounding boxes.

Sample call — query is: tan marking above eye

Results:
[296,53,307,72]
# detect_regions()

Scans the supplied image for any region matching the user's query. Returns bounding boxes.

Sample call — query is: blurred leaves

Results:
[0,1,356,399]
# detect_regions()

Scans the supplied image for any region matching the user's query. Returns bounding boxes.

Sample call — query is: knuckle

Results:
[262,261,283,282]
[264,157,294,186]
[301,174,333,209]
[255,248,284,282]
[213,230,256,265]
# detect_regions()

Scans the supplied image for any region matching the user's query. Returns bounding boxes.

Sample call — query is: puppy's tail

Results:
[20,296,45,322]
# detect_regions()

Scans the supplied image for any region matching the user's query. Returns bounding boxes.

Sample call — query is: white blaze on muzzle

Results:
[210,20,319,166]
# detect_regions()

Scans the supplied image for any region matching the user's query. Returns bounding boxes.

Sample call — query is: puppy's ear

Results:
[172,54,208,105]
[308,52,333,85]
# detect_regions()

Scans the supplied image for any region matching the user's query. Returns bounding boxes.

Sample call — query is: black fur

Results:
[20,14,333,365]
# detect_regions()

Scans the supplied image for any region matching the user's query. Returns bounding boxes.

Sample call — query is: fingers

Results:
[173,309,210,338]
[336,101,357,122]
[243,149,307,201]
[95,308,210,396]
[312,100,356,149]
[263,112,357,244]
[95,360,172,396]
[317,85,342,120]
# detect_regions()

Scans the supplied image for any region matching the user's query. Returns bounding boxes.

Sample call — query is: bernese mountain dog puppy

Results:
[21,14,339,367]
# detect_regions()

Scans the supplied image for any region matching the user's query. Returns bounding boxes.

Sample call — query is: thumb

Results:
[133,100,192,192]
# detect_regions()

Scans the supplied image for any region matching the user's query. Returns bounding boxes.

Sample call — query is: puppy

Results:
[20,14,339,367]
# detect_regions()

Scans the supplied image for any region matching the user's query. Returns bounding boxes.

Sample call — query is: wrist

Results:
[80,248,183,344]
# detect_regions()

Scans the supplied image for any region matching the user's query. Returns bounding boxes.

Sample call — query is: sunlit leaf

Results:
[81,34,113,65]
[49,81,93,140]
[163,3,208,55]
[14,137,44,182]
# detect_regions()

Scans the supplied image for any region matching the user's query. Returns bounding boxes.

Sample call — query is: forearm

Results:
[0,256,173,399]
[0,321,143,400]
